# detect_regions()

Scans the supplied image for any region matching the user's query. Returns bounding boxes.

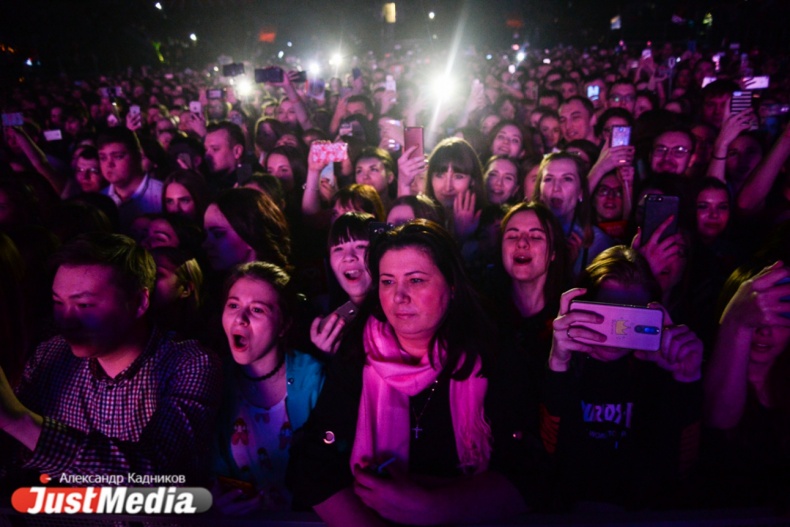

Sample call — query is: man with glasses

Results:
[607,80,638,115]
[650,127,695,176]
[73,146,107,194]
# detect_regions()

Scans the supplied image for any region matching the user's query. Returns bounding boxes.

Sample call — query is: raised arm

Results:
[736,122,790,215]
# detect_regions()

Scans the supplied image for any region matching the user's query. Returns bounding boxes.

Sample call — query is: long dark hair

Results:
[367,219,494,379]
[213,188,291,270]
[500,201,570,309]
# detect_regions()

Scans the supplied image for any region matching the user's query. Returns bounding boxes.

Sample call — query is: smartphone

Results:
[43,129,62,141]
[318,300,359,333]
[129,105,141,117]
[189,101,202,114]
[586,85,600,101]
[352,67,362,80]
[569,300,663,352]
[255,67,284,84]
[177,152,193,170]
[746,76,770,90]
[338,122,354,137]
[217,476,257,498]
[309,141,348,164]
[404,126,424,160]
[385,74,396,92]
[1,113,24,127]
[222,63,245,77]
[730,90,753,114]
[731,90,757,129]
[611,126,631,147]
[291,71,308,83]
[207,88,224,100]
[642,194,679,243]
[641,48,652,60]
[308,78,326,98]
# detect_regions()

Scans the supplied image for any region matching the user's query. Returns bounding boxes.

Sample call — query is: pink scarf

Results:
[350,317,491,474]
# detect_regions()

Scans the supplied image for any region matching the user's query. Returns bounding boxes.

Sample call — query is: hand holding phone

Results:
[404,127,424,161]
[311,301,358,354]
[570,300,663,352]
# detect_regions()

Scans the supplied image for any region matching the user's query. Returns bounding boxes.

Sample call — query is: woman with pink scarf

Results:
[287,220,528,525]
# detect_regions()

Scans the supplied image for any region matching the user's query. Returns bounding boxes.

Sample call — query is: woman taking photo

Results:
[288,220,527,526]
[213,262,325,514]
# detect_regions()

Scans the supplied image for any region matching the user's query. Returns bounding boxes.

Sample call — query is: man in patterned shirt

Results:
[0,233,222,485]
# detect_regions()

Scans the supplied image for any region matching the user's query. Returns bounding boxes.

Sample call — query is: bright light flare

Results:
[308,62,321,76]
[431,75,455,100]
[154,2,162,9]
[235,78,253,97]
[278,51,284,59]
[516,51,526,62]
[189,33,197,42]
[330,53,342,66]
[508,64,516,74]
[428,11,435,20]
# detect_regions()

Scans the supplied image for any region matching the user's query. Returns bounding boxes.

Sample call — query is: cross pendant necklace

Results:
[411,379,439,440]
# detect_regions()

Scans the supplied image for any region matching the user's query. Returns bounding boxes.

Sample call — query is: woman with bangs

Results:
[310,212,376,355]
[532,152,614,278]
[424,137,488,241]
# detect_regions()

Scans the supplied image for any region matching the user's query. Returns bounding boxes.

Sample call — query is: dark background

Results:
[1,0,788,78]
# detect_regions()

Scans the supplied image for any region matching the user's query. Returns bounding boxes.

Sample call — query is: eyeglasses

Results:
[596,187,623,198]
[609,95,635,103]
[653,145,690,158]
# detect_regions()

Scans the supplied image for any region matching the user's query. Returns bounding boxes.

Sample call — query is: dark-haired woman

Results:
[288,220,527,526]
[485,202,569,505]
[424,138,488,242]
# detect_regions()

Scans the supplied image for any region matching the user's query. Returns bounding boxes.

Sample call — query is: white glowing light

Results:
[189,33,197,42]
[287,41,293,47]
[330,53,342,66]
[428,11,435,19]
[154,2,162,9]
[308,62,320,75]
[486,54,492,60]
[543,58,551,64]
[508,64,516,74]
[213,66,219,72]
[516,51,526,62]
[236,78,253,97]
[278,51,284,59]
